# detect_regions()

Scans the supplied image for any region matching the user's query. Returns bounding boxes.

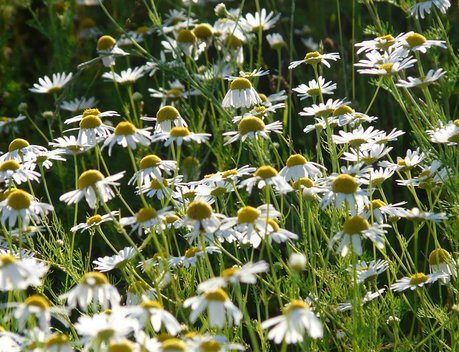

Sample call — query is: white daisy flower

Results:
[102,66,146,85]
[261,299,323,344]
[397,160,448,189]
[95,35,129,67]
[184,288,242,329]
[399,207,447,222]
[152,127,211,147]
[292,177,326,201]
[0,250,48,291]
[119,207,170,237]
[102,121,152,156]
[356,50,417,76]
[197,261,269,293]
[337,288,386,312]
[137,176,177,201]
[428,248,457,283]
[129,154,177,185]
[127,299,181,335]
[168,246,220,268]
[26,148,67,170]
[65,114,114,146]
[60,271,121,310]
[348,259,389,283]
[410,0,451,19]
[70,211,119,233]
[0,138,47,163]
[400,32,446,53]
[59,169,124,209]
[240,165,293,195]
[391,271,448,291]
[293,76,337,100]
[266,33,286,50]
[289,51,340,69]
[341,144,392,164]
[149,79,199,100]
[241,8,280,32]
[0,189,53,230]
[29,72,73,94]
[0,160,41,186]
[329,215,388,256]
[265,218,299,244]
[60,96,99,112]
[0,114,26,134]
[379,148,425,171]
[222,77,262,109]
[279,154,326,181]
[177,200,223,235]
[332,125,382,147]
[396,68,446,88]
[48,135,92,154]
[223,115,283,145]
[299,98,348,118]
[355,34,401,54]
[141,105,188,133]
[93,246,136,272]
[427,119,459,145]
[362,199,407,223]
[64,107,120,125]
[360,167,395,187]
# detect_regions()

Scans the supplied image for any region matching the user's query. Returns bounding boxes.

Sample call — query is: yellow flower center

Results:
[292,177,314,190]
[79,115,102,129]
[379,34,395,41]
[210,186,228,197]
[157,105,180,123]
[307,87,321,96]
[177,29,197,44]
[165,214,180,224]
[343,215,370,234]
[221,267,239,277]
[0,160,21,171]
[409,272,428,285]
[83,108,101,118]
[136,207,158,223]
[170,127,191,137]
[238,116,265,135]
[405,33,426,48]
[230,77,252,90]
[97,35,116,51]
[333,105,353,116]
[97,329,115,341]
[80,17,96,29]
[371,199,386,209]
[369,176,385,187]
[267,218,280,232]
[204,288,229,302]
[200,340,221,352]
[0,254,17,266]
[283,300,310,315]
[140,300,163,309]
[453,119,459,127]
[254,105,267,114]
[166,88,184,97]
[397,159,406,167]
[447,133,459,143]
[140,155,162,169]
[114,121,136,136]
[81,271,109,285]
[221,169,238,179]
[194,23,213,39]
[24,295,50,309]
[150,178,169,190]
[136,26,149,34]
[379,63,394,74]
[45,333,69,347]
[428,248,451,265]
[186,200,212,220]
[8,138,29,152]
[184,246,200,258]
[108,340,135,352]
[304,51,321,64]
[237,206,260,224]
[7,189,32,210]
[332,174,358,194]
[162,338,186,352]
[286,154,307,167]
[78,170,104,189]
[254,165,278,179]
[258,93,268,102]
[87,214,103,225]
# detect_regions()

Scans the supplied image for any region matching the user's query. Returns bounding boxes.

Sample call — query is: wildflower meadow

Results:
[1,0,459,351]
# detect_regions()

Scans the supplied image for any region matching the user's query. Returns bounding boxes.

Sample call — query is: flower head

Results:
[29,72,73,94]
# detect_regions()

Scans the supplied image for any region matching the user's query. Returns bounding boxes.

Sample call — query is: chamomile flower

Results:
[187,334,245,352]
[289,51,340,69]
[177,200,222,235]
[355,34,401,54]
[101,66,146,85]
[362,199,407,223]
[242,8,280,32]
[70,211,119,233]
[152,127,211,147]
[240,165,293,194]
[128,299,181,335]
[0,250,49,291]
[184,288,242,329]
[356,50,417,76]
[67,113,114,146]
[60,271,121,310]
[293,76,337,100]
[197,261,269,292]
[292,177,326,201]
[382,148,425,171]
[333,125,382,147]
[320,172,369,215]
[59,169,125,209]
[349,259,389,283]
[279,154,326,181]
[129,154,177,185]
[337,289,386,312]
[102,121,152,156]
[399,207,447,222]
[329,215,388,256]
[223,115,283,145]
[265,218,299,244]
[261,299,323,344]
[149,79,198,100]
[299,98,348,118]
[26,148,67,170]
[360,167,395,187]
[0,189,53,229]
[222,77,262,108]
[64,107,120,125]
[396,68,446,88]
[266,33,286,50]
[0,160,41,186]
[341,144,393,165]
[0,114,26,134]
[169,246,221,268]
[60,96,99,112]
[400,32,446,53]
[49,135,92,154]
[137,176,177,201]
[29,72,73,94]
[0,138,47,163]
[428,248,457,282]
[162,29,206,59]
[93,246,136,272]
[120,207,170,236]
[95,35,128,67]
[410,0,451,19]
[427,119,459,145]
[391,271,448,291]
[142,105,188,133]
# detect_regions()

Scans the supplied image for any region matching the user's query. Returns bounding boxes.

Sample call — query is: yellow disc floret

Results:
[177,29,197,43]
[238,116,265,135]
[428,248,451,265]
[97,35,116,51]
[286,154,307,167]
[283,299,310,315]
[7,189,32,210]
[343,215,370,235]
[157,106,180,122]
[81,271,109,285]
[170,127,191,137]
[186,200,212,220]
[237,206,260,224]
[230,77,252,90]
[204,288,229,301]
[136,207,158,223]
[254,165,278,179]
[78,170,104,189]
[409,272,428,285]
[405,32,426,48]
[8,138,29,152]
[24,295,50,309]
[332,174,358,194]
[79,115,102,129]
[115,121,136,136]
[0,160,21,171]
